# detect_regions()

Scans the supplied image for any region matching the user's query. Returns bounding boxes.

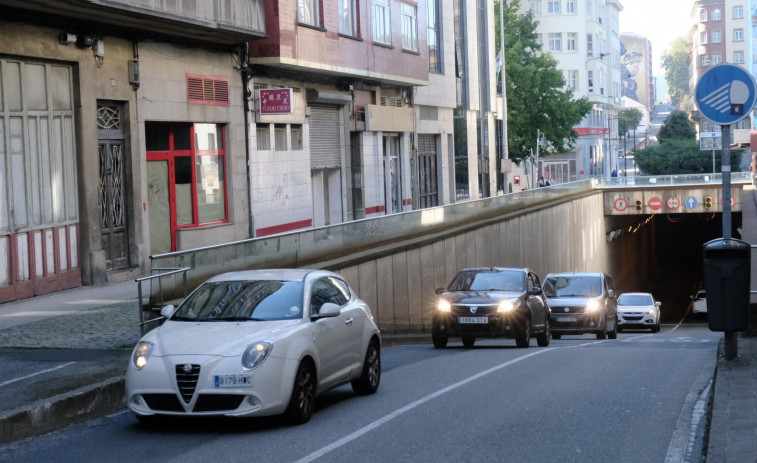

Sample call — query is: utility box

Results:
[703,238,751,331]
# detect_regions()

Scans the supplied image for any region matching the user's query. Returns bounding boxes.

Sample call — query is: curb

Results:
[0,376,125,444]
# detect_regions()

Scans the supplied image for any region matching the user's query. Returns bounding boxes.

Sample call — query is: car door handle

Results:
[345,318,354,326]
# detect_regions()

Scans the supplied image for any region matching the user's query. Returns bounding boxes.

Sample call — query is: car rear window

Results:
[618,294,653,306]
[448,270,524,292]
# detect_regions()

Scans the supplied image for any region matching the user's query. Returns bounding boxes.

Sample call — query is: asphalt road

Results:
[0,323,718,463]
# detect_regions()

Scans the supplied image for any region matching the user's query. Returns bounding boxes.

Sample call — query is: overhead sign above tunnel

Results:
[695,64,757,125]
[604,188,741,216]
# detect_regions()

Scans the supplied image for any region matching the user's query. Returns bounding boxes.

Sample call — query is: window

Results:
[735,51,745,63]
[586,34,593,56]
[548,0,560,14]
[338,0,357,36]
[187,75,229,106]
[256,123,270,150]
[529,1,541,14]
[588,70,594,92]
[291,124,303,150]
[700,31,708,44]
[298,0,320,27]
[712,8,721,20]
[566,0,575,13]
[428,0,442,72]
[274,124,287,151]
[566,70,577,89]
[401,3,418,52]
[700,54,709,66]
[567,33,577,51]
[548,33,562,51]
[700,8,707,21]
[146,122,228,231]
[712,30,721,43]
[734,6,744,18]
[712,53,722,65]
[310,277,350,315]
[735,28,744,41]
[372,0,391,45]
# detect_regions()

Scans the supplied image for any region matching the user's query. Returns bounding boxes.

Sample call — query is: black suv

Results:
[431,267,551,348]
[542,272,618,340]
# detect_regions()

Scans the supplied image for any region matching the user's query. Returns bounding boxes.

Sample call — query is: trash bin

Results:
[702,238,751,332]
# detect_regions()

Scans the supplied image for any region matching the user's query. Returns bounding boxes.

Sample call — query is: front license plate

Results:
[458,316,488,324]
[214,374,252,388]
[556,316,577,322]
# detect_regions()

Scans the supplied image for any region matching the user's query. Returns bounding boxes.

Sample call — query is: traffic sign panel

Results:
[666,196,681,210]
[695,64,757,125]
[685,196,698,209]
[648,197,662,211]
[614,198,627,212]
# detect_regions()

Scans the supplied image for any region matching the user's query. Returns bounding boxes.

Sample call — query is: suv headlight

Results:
[242,342,272,370]
[438,300,451,312]
[498,300,516,312]
[132,342,153,370]
[585,300,600,312]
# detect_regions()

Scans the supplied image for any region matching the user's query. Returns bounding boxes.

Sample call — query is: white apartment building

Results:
[521,0,624,180]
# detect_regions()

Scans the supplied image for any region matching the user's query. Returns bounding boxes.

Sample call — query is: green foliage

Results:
[635,139,742,175]
[661,37,691,109]
[657,110,697,141]
[618,108,643,137]
[496,0,592,163]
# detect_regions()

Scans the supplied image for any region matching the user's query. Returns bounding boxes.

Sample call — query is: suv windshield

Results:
[618,294,653,306]
[544,276,602,298]
[448,270,524,292]
[172,280,304,321]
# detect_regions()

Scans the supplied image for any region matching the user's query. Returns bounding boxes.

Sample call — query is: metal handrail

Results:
[135,267,191,335]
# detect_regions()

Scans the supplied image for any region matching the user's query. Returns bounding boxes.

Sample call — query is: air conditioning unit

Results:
[703,59,712,66]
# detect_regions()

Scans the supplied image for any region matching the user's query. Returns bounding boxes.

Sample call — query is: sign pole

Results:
[712,149,716,175]
[721,124,737,360]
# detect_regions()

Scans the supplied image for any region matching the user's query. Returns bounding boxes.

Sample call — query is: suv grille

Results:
[451,304,497,316]
[551,306,586,314]
[175,364,201,403]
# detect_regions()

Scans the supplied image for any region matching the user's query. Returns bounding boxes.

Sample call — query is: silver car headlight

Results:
[242,342,273,370]
[585,300,600,312]
[438,300,451,312]
[498,300,516,312]
[132,342,153,370]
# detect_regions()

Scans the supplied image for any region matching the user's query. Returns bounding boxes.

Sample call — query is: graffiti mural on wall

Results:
[621,41,641,102]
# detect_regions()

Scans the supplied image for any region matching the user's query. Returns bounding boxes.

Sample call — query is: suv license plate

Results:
[557,316,577,322]
[458,316,488,324]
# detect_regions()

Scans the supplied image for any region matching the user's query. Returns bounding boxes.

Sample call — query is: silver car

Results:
[617,292,661,333]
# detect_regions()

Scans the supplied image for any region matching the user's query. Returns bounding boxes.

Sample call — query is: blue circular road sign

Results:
[685,196,698,209]
[695,64,757,125]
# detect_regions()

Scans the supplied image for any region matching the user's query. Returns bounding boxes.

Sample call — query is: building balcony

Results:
[1,0,266,45]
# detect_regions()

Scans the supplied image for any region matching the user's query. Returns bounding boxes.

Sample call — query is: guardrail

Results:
[135,267,190,335]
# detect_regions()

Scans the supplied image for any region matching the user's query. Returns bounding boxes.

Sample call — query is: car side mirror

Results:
[655,301,661,307]
[608,289,615,298]
[435,287,445,295]
[532,286,543,296]
[311,302,341,321]
[160,304,176,319]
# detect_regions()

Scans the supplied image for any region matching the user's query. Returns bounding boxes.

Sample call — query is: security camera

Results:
[59,32,77,45]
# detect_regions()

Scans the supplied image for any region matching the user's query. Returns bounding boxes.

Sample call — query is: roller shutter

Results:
[309,105,341,169]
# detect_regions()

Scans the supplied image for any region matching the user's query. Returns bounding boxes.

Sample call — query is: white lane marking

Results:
[665,361,715,463]
[0,361,77,388]
[294,349,554,463]
[623,311,690,342]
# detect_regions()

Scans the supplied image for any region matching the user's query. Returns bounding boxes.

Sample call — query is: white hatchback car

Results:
[691,289,707,316]
[617,292,661,333]
[126,269,381,424]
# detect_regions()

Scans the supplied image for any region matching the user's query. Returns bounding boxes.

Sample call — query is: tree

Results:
[635,139,742,175]
[617,108,643,138]
[657,110,696,142]
[495,0,592,164]
[661,37,691,109]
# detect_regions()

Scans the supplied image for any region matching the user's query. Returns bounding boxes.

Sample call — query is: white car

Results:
[692,289,707,316]
[126,269,381,424]
[617,292,661,333]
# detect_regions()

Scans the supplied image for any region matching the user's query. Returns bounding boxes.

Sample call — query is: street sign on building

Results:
[259,88,293,114]
[695,64,757,125]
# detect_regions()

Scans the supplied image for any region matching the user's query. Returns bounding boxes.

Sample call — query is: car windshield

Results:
[544,276,602,298]
[619,294,653,306]
[172,280,304,321]
[448,270,524,292]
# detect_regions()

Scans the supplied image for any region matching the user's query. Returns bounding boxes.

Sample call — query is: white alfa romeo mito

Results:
[126,269,381,424]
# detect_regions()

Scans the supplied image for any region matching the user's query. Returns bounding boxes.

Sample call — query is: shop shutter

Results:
[309,105,341,169]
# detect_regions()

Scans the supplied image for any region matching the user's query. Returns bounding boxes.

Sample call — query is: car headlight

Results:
[647,308,656,314]
[132,342,153,370]
[498,300,516,312]
[438,300,451,312]
[242,342,272,370]
[585,300,600,312]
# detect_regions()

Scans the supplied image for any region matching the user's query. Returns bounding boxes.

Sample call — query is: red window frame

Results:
[146,123,229,252]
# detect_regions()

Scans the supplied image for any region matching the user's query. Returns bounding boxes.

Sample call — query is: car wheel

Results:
[462,336,475,348]
[652,322,660,333]
[536,316,550,347]
[551,332,562,340]
[432,332,448,348]
[515,317,531,348]
[607,317,618,340]
[352,339,381,395]
[285,360,316,424]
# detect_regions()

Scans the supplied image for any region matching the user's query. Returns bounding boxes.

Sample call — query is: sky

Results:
[619,0,694,81]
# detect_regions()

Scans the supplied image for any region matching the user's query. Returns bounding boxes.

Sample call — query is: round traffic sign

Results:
[685,196,698,209]
[666,196,681,210]
[695,64,757,125]
[721,196,736,207]
[614,198,628,212]
[648,197,663,211]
